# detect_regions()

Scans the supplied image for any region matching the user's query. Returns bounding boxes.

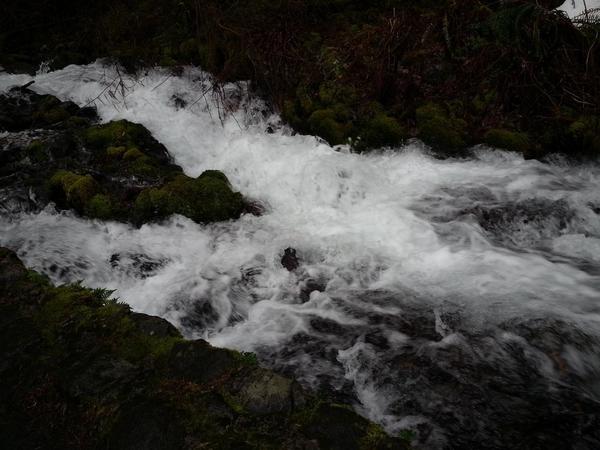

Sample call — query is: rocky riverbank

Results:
[0,86,245,224]
[2,0,599,157]
[0,246,408,449]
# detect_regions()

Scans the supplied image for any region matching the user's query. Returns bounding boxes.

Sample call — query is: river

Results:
[1,64,599,449]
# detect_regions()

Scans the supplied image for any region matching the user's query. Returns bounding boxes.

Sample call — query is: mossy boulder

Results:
[49,170,99,212]
[484,128,532,153]
[134,171,244,224]
[358,114,407,150]
[568,115,600,156]
[1,89,248,226]
[416,103,467,151]
[85,194,114,219]
[84,120,147,150]
[308,108,349,145]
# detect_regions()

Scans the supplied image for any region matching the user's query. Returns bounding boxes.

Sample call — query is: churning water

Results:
[1,64,600,449]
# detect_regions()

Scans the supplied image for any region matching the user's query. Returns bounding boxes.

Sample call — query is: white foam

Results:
[2,63,600,441]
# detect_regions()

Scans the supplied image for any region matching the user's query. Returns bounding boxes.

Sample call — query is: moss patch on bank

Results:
[0,247,409,449]
[1,1,598,157]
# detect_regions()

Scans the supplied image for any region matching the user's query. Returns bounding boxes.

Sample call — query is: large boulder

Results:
[0,89,246,225]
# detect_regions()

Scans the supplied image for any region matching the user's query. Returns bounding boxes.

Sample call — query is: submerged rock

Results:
[0,247,408,449]
[281,247,300,271]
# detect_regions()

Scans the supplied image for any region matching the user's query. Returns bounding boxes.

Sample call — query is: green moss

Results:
[26,139,47,162]
[86,194,114,219]
[398,429,416,444]
[484,128,531,153]
[83,120,145,149]
[296,84,316,114]
[416,103,467,150]
[234,351,259,366]
[358,114,407,151]
[26,270,51,287]
[35,279,181,364]
[129,158,161,178]
[49,170,99,211]
[308,109,348,145]
[67,175,99,209]
[2,249,403,449]
[220,391,246,415]
[134,171,243,224]
[106,146,127,158]
[359,423,389,450]
[122,147,145,161]
[568,115,600,155]
[41,107,70,124]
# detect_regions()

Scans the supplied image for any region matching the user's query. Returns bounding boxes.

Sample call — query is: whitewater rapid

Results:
[1,64,600,448]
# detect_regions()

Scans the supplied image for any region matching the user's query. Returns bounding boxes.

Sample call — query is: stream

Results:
[1,63,599,449]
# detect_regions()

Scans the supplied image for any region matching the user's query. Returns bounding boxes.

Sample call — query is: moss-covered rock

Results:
[83,120,146,150]
[49,170,100,212]
[484,128,532,153]
[122,147,145,161]
[358,114,407,150]
[0,247,408,450]
[416,103,467,151]
[1,90,248,226]
[308,108,349,145]
[85,194,114,219]
[134,172,244,224]
[106,145,128,158]
[0,88,97,132]
[568,115,600,156]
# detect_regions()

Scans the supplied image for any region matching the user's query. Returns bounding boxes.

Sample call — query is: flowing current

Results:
[1,64,600,449]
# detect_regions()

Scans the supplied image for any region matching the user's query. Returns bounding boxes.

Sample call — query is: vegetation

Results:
[0,88,246,225]
[0,247,409,449]
[1,1,598,157]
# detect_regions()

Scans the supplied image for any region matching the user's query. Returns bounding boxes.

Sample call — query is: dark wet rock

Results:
[178,298,222,330]
[299,278,327,302]
[0,246,27,285]
[247,289,600,449]
[107,399,185,450]
[0,89,245,225]
[130,312,180,338]
[0,87,98,132]
[66,356,139,398]
[170,94,187,109]
[109,253,168,279]
[310,317,347,336]
[168,340,239,384]
[464,198,574,246]
[230,367,306,415]
[304,403,385,450]
[282,247,300,271]
[243,198,267,216]
[0,247,405,449]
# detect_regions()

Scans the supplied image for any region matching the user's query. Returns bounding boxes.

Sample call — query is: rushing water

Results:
[1,64,600,449]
